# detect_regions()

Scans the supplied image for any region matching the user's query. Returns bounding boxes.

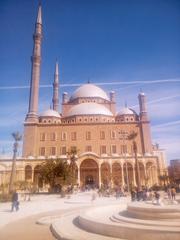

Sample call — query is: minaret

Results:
[138,91,152,154]
[138,91,148,121]
[52,61,59,111]
[26,5,42,122]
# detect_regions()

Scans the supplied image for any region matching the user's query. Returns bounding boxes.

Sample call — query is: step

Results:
[51,211,123,240]
[110,213,180,227]
[127,202,180,220]
[78,205,180,240]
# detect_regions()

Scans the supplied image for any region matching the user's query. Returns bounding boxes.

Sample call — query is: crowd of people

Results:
[10,184,179,212]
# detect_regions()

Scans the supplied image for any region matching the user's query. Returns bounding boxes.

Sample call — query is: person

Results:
[131,188,136,201]
[171,187,176,200]
[91,190,97,203]
[115,187,121,199]
[24,188,31,201]
[167,187,172,200]
[11,191,19,212]
[154,191,160,205]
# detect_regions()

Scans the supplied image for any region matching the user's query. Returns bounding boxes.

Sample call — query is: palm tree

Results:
[39,159,70,192]
[66,148,78,186]
[9,132,22,193]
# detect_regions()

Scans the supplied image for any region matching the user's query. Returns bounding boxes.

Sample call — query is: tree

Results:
[9,132,22,193]
[66,148,78,186]
[39,159,70,192]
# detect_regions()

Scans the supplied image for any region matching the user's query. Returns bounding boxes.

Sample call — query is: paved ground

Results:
[1,192,178,240]
[0,211,55,240]
[0,192,125,240]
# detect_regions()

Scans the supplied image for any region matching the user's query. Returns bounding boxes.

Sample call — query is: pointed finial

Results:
[139,88,145,95]
[55,61,59,75]
[36,4,42,24]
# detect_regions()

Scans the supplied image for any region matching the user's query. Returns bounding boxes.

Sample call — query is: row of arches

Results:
[25,159,158,188]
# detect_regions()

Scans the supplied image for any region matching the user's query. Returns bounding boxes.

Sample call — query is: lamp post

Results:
[9,132,22,193]
[122,132,129,192]
[128,131,141,190]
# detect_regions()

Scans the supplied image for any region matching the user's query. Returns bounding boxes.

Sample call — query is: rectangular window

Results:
[111,145,117,154]
[86,131,91,140]
[50,132,56,141]
[40,133,45,141]
[50,147,56,156]
[111,131,116,139]
[85,145,92,152]
[61,132,67,141]
[100,145,106,154]
[39,147,45,156]
[71,146,77,152]
[100,131,105,140]
[61,146,67,155]
[121,145,127,154]
[71,132,77,141]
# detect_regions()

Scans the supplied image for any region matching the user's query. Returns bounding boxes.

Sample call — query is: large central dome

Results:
[70,84,109,101]
[66,102,113,117]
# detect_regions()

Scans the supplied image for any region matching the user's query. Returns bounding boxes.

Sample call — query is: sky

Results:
[0,0,180,163]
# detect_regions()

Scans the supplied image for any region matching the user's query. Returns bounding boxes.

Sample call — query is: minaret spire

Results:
[52,61,59,111]
[138,91,148,120]
[26,4,43,122]
[36,4,42,24]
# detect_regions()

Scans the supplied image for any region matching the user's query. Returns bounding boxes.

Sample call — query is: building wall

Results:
[22,121,144,158]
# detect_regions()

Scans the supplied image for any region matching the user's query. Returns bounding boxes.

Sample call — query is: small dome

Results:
[70,84,109,101]
[40,109,60,118]
[139,91,145,96]
[66,103,113,117]
[117,107,134,115]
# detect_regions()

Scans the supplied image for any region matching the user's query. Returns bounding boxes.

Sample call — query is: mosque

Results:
[0,5,167,189]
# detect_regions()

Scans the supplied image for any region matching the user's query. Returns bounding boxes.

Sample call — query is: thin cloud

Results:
[152,120,180,129]
[0,78,180,90]
[131,94,180,108]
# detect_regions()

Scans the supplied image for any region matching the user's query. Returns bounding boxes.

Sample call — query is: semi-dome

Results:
[117,107,134,115]
[70,84,109,101]
[40,109,60,118]
[66,102,113,117]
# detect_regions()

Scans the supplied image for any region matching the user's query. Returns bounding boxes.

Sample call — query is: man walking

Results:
[11,191,19,212]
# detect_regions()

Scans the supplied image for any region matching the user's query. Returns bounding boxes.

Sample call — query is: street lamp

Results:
[128,131,141,190]
[9,132,22,193]
[122,132,130,192]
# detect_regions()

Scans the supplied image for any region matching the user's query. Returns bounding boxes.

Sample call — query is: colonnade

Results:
[24,158,159,189]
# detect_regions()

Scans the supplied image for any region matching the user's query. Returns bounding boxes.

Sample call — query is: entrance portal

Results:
[80,159,99,188]
[85,175,95,187]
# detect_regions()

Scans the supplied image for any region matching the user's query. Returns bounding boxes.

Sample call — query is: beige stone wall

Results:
[23,121,144,158]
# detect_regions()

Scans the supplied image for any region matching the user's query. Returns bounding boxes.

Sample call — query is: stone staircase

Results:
[42,202,180,240]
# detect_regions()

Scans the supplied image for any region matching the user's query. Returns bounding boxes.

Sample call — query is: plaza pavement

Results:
[0,192,129,240]
[1,192,179,240]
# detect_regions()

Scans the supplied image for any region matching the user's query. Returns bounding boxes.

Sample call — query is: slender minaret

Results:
[138,91,152,154]
[138,91,148,121]
[26,5,42,122]
[52,61,59,111]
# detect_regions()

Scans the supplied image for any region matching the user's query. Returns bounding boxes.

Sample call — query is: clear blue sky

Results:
[0,0,180,162]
